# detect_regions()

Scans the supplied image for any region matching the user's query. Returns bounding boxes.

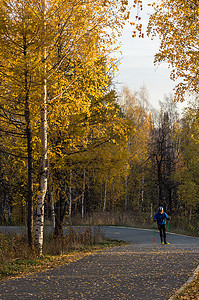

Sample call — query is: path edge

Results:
[168,264,199,299]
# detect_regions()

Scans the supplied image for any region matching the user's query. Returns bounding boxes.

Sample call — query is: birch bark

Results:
[35,0,48,256]
[124,170,128,210]
[68,168,72,221]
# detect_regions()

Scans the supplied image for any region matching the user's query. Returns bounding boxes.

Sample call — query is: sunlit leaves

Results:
[147,0,199,101]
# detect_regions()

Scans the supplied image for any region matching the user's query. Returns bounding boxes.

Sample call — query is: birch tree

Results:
[35,0,48,255]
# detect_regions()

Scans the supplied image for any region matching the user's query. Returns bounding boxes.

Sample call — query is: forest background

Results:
[0,0,198,255]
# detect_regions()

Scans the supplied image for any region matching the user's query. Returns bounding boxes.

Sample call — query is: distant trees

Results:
[118,85,152,212]
[176,98,199,224]
[149,96,180,213]
[116,87,198,231]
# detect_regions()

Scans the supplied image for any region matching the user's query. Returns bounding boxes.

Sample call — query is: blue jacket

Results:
[153,212,170,225]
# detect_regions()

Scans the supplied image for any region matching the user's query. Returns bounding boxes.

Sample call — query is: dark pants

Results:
[158,224,166,243]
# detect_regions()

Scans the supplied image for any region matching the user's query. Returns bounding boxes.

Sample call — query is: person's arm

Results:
[153,213,157,222]
[165,213,170,220]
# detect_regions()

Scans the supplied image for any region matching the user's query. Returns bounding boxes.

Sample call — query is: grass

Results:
[0,226,126,280]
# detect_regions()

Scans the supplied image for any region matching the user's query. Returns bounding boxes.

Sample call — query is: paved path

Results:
[0,226,199,299]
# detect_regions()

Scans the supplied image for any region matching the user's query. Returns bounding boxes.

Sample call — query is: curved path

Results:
[0,226,199,299]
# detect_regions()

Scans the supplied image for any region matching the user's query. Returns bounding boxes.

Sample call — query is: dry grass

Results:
[43,226,105,255]
[72,211,153,228]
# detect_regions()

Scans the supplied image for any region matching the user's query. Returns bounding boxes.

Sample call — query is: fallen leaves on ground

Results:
[174,271,199,300]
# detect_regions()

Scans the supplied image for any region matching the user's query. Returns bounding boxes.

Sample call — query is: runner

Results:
[153,206,170,244]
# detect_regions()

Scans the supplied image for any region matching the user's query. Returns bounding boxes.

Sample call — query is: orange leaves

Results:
[175,271,199,299]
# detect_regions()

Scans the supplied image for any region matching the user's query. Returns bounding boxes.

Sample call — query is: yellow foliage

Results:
[147,0,199,101]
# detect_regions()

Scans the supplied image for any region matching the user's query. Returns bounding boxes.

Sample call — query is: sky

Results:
[114,1,186,112]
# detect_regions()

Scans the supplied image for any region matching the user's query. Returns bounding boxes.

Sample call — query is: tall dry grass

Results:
[72,211,153,228]
[43,226,105,255]
[0,226,105,278]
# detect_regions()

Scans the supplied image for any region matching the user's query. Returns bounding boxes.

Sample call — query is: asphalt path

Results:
[0,226,199,300]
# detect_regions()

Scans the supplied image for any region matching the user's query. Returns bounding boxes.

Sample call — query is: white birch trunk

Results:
[35,0,48,256]
[124,174,128,210]
[68,168,72,221]
[141,179,144,203]
[100,183,103,210]
[150,203,153,219]
[81,167,86,218]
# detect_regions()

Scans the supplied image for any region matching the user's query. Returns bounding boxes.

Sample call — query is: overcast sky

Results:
[114,1,186,112]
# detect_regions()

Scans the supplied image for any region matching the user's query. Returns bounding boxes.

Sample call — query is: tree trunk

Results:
[35,0,48,256]
[25,102,34,249]
[103,179,107,212]
[54,187,67,237]
[6,196,11,224]
[124,173,128,210]
[24,36,34,248]
[141,179,144,204]
[81,167,86,218]
[49,180,55,232]
[157,157,163,206]
[35,95,48,255]
[68,168,72,221]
